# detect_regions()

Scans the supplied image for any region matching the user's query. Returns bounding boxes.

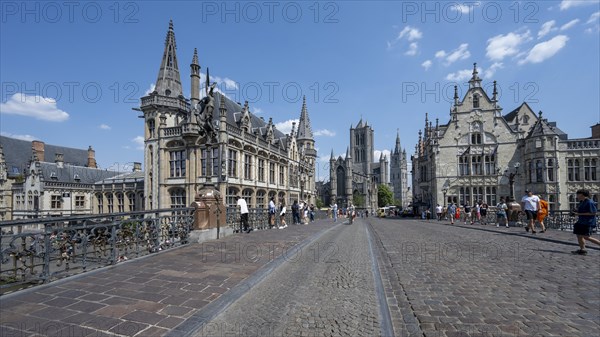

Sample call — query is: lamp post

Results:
[504,162,521,200]
[442,185,448,207]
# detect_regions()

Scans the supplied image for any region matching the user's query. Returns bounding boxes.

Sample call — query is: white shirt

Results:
[269,200,276,212]
[280,206,286,216]
[435,205,443,213]
[521,195,540,211]
[237,198,249,214]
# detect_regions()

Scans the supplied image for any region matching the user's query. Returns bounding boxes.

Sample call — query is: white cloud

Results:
[560,19,579,30]
[373,149,391,161]
[560,0,598,11]
[450,2,479,14]
[486,30,532,61]
[0,132,37,141]
[587,11,600,24]
[421,60,432,71]
[274,119,299,135]
[99,124,111,130]
[132,136,144,150]
[253,107,263,114]
[538,20,557,38]
[388,26,422,56]
[405,42,419,56]
[314,129,336,137]
[518,35,569,65]
[445,69,474,82]
[144,83,155,95]
[483,62,503,79]
[0,93,69,122]
[435,43,471,65]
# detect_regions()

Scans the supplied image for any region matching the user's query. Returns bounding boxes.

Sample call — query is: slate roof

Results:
[95,170,145,184]
[526,117,568,140]
[37,162,121,184]
[0,136,89,178]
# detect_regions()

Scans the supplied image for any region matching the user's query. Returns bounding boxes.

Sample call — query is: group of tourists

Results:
[441,200,490,225]
[236,196,316,233]
[329,202,360,223]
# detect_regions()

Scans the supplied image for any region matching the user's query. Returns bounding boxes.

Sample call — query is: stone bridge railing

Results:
[224,208,328,231]
[0,208,194,294]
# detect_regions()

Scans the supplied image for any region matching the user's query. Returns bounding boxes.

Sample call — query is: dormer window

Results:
[74,174,81,181]
[522,115,529,124]
[50,172,57,180]
[473,95,480,108]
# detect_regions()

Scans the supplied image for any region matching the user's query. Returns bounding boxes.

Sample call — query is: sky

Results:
[1,0,599,181]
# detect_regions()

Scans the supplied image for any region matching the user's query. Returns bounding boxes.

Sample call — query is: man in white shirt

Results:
[521,190,540,234]
[268,197,276,228]
[237,196,250,233]
[435,204,443,221]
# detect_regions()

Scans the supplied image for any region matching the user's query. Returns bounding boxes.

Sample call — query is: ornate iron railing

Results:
[0,208,194,294]
[475,208,598,231]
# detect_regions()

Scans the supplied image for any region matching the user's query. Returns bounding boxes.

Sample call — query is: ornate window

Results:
[547,159,554,182]
[269,162,275,184]
[258,159,265,182]
[170,188,186,208]
[28,191,33,210]
[548,195,556,211]
[593,159,598,181]
[584,159,596,181]
[227,187,239,207]
[574,159,581,181]
[528,161,534,183]
[485,187,497,206]
[51,195,62,209]
[75,195,85,208]
[242,189,253,207]
[484,155,496,176]
[201,149,209,176]
[256,190,266,209]
[472,156,483,175]
[568,194,577,210]
[535,160,543,182]
[472,187,483,204]
[211,148,219,177]
[244,154,252,180]
[127,193,136,211]
[147,119,155,138]
[279,165,285,185]
[459,156,469,176]
[228,149,238,178]
[96,194,103,214]
[473,94,480,108]
[116,193,124,213]
[169,150,186,178]
[107,194,114,213]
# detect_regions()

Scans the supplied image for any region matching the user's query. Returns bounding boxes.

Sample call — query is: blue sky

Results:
[1,0,599,181]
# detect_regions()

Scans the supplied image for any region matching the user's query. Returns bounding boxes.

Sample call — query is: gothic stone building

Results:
[140,21,316,210]
[328,120,390,210]
[390,131,409,207]
[412,63,600,212]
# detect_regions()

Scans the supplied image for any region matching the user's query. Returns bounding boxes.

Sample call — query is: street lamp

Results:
[504,162,520,200]
[442,180,449,207]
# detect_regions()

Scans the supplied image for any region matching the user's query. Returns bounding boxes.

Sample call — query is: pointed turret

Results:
[330,149,335,161]
[296,96,313,141]
[190,48,201,107]
[345,146,351,160]
[453,85,459,106]
[394,129,401,154]
[154,20,183,98]
[356,118,363,128]
[468,62,482,89]
[492,80,498,102]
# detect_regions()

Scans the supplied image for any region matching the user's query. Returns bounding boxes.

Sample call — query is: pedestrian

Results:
[278,202,288,229]
[435,204,443,221]
[474,202,481,224]
[268,196,277,229]
[463,204,472,225]
[447,202,457,225]
[571,189,600,255]
[303,203,309,224]
[496,198,508,228]
[480,201,488,225]
[292,200,300,224]
[521,190,540,234]
[299,200,305,224]
[237,195,250,233]
[309,204,315,222]
[332,202,338,222]
[536,195,548,233]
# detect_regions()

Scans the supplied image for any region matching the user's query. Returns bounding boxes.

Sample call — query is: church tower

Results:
[391,130,406,206]
[140,20,190,210]
[296,96,317,200]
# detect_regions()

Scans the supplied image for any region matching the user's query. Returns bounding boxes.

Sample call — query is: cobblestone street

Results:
[370,217,600,337]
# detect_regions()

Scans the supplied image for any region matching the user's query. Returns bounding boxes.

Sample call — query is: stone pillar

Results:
[191,185,225,230]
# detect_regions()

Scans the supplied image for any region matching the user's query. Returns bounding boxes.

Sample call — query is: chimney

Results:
[87,146,97,168]
[55,153,64,168]
[32,140,45,162]
[592,123,600,139]
[133,162,142,172]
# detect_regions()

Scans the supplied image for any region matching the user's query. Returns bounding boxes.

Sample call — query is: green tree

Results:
[378,184,393,207]
[353,191,365,208]
[315,198,324,209]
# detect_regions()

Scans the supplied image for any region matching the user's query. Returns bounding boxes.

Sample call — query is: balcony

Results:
[140,95,190,111]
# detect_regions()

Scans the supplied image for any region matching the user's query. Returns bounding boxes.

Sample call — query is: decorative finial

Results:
[169,19,174,30]
[473,62,478,75]
[492,80,498,101]
[538,110,543,118]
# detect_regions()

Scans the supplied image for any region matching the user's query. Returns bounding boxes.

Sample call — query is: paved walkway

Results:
[371,217,600,337]
[0,220,334,337]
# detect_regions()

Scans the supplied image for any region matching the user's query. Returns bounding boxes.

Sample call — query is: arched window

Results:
[336,166,346,198]
[127,193,136,212]
[116,192,125,213]
[569,194,577,210]
[523,115,529,124]
[256,190,266,209]
[106,194,114,213]
[96,193,104,214]
[147,119,155,138]
[170,188,186,208]
[592,159,598,181]
[574,159,581,181]
[242,189,253,208]
[226,187,239,207]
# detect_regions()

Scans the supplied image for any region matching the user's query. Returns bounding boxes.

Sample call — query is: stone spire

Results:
[453,85,459,106]
[345,146,351,160]
[492,80,498,102]
[190,48,201,107]
[330,148,335,161]
[394,129,401,154]
[296,96,314,141]
[154,20,183,98]
[468,62,482,89]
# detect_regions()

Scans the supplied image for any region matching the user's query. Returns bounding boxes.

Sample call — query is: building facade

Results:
[411,63,600,211]
[140,21,316,211]
[328,120,389,210]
